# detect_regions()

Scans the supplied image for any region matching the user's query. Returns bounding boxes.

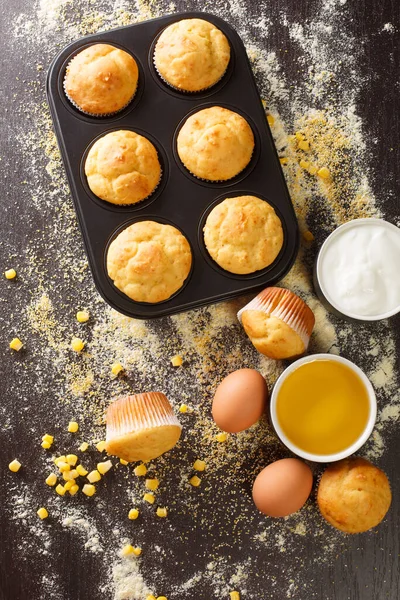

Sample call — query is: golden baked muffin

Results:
[203,196,283,274]
[107,220,192,303]
[238,287,315,359]
[317,457,391,534]
[64,44,138,115]
[177,107,254,181]
[85,130,161,205]
[154,18,230,92]
[105,393,182,462]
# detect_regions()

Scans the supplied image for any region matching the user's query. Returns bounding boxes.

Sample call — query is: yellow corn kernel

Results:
[96,440,106,452]
[299,159,310,169]
[10,338,23,351]
[87,470,101,483]
[82,484,96,497]
[193,459,206,472]
[308,165,318,175]
[64,480,76,491]
[42,434,54,444]
[66,454,78,466]
[146,596,157,600]
[132,547,142,556]
[267,113,275,126]
[55,484,66,496]
[156,507,167,518]
[79,442,88,452]
[179,404,188,413]
[134,464,147,477]
[69,484,79,496]
[41,441,51,449]
[54,455,67,465]
[121,544,141,557]
[317,166,331,179]
[170,355,183,367]
[71,337,85,352]
[68,421,79,433]
[63,469,78,481]
[128,508,139,520]
[143,492,155,504]
[97,460,113,475]
[76,464,88,477]
[37,507,48,520]
[157,596,168,600]
[145,478,159,491]
[189,475,201,487]
[4,268,17,280]
[230,592,240,600]
[8,459,21,472]
[58,461,70,473]
[298,140,310,151]
[216,432,227,442]
[76,310,90,323]
[279,157,288,165]
[111,362,124,376]
[45,474,57,487]
[303,230,315,242]
[120,459,129,465]
[295,131,305,141]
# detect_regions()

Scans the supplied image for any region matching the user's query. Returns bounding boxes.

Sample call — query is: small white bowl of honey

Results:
[270,354,376,462]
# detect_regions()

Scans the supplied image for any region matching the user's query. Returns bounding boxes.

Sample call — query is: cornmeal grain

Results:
[203,196,283,274]
[106,220,192,303]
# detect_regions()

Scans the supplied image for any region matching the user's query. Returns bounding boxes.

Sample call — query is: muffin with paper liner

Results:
[105,392,182,462]
[237,287,315,360]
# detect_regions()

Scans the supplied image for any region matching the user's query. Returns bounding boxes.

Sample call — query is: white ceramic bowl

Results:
[270,353,377,463]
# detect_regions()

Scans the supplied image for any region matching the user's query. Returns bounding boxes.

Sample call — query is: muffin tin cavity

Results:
[47,12,298,319]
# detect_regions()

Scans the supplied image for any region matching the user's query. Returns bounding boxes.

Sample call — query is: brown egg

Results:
[252,458,313,517]
[212,368,268,433]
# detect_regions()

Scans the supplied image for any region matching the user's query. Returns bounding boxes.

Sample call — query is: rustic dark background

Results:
[0,1,399,599]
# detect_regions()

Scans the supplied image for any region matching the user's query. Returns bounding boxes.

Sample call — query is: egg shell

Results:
[212,368,268,433]
[252,458,313,517]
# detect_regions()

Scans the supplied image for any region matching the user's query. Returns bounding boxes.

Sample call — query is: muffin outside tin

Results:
[47,12,299,319]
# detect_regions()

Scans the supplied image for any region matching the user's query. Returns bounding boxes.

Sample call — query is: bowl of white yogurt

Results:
[314,218,400,321]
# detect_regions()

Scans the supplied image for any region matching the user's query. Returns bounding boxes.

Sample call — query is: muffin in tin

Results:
[85,130,161,206]
[107,220,192,303]
[64,43,139,116]
[154,18,231,93]
[177,106,254,181]
[203,195,283,274]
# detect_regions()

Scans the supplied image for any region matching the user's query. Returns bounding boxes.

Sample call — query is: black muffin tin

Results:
[47,11,299,319]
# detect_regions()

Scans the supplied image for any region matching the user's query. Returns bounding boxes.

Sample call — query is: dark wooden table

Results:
[0,1,399,599]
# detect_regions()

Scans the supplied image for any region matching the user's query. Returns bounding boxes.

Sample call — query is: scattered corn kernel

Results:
[299,159,310,169]
[120,459,129,465]
[170,355,183,367]
[295,131,305,141]
[157,596,168,600]
[193,459,206,472]
[76,310,90,323]
[55,484,66,496]
[267,113,275,126]
[134,464,147,477]
[189,475,201,487]
[279,157,288,165]
[111,362,124,376]
[76,464,88,477]
[58,461,70,473]
[45,473,57,486]
[146,596,157,600]
[143,492,155,504]
[145,478,159,491]
[179,404,188,413]
[298,140,310,151]
[317,166,331,179]
[97,460,113,475]
[132,547,142,556]
[71,337,85,352]
[156,507,167,518]
[121,544,141,557]
[64,480,76,491]
[68,421,79,433]
[42,434,54,444]
[308,165,318,175]
[230,592,240,600]
[9,338,23,351]
[8,459,21,472]
[87,470,101,483]
[37,507,48,520]
[4,268,17,280]
[82,484,96,497]
[216,432,227,442]
[128,508,139,520]
[79,442,88,452]
[303,230,315,242]
[66,454,78,466]
[63,469,78,481]
[69,484,79,496]
[41,441,51,449]
[54,455,66,465]
[96,440,106,452]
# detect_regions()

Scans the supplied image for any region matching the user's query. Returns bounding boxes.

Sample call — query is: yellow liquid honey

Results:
[276,360,370,455]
